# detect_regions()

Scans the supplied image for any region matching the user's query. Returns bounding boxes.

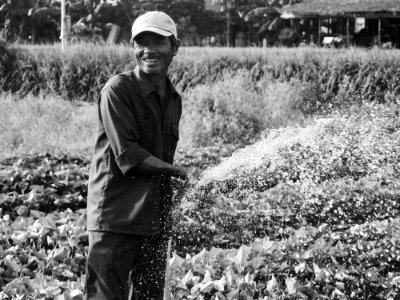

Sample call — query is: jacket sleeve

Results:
[99,83,152,175]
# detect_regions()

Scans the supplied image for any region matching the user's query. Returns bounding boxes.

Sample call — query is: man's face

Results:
[133,31,178,75]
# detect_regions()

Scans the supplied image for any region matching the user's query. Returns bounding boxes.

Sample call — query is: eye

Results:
[134,40,145,47]
[133,36,169,47]
[153,38,168,46]
[155,39,163,44]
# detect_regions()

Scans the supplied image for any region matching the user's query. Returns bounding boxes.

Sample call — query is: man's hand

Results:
[171,166,200,184]
[171,167,201,204]
[171,166,189,181]
[134,156,200,183]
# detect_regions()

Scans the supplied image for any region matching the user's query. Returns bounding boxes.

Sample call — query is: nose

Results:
[141,44,158,55]
[143,46,155,52]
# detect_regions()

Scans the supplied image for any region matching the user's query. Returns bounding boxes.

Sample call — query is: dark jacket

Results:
[87,66,182,235]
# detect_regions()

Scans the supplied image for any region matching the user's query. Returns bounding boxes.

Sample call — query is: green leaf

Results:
[285,277,297,295]
[266,275,279,292]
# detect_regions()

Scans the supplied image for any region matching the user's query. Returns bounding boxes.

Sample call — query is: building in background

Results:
[281,0,400,47]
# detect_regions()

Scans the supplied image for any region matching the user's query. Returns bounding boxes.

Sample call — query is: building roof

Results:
[282,0,400,17]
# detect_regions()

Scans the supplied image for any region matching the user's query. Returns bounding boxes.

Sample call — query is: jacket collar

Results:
[133,66,179,98]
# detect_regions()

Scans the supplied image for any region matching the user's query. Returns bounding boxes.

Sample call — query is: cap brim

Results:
[131,26,173,41]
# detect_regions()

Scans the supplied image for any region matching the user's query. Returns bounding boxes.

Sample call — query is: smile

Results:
[142,58,160,63]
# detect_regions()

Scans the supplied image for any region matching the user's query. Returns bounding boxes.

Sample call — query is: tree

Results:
[129,0,225,45]
[211,0,303,46]
[210,0,280,46]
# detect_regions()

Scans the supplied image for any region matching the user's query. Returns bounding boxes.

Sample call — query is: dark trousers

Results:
[84,231,168,300]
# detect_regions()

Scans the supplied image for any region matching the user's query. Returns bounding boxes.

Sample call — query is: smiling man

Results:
[84,11,188,300]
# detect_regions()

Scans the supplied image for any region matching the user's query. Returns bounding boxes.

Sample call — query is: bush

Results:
[0,94,96,157]
[180,70,305,148]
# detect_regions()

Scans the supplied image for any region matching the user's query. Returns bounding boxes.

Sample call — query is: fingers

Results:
[171,166,201,184]
[172,166,188,181]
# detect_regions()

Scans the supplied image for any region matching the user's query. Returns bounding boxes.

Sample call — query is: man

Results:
[85,11,188,300]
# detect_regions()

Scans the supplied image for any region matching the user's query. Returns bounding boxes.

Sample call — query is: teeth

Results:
[143,58,158,62]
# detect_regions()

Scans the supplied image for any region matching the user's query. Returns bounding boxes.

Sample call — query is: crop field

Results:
[0,42,400,299]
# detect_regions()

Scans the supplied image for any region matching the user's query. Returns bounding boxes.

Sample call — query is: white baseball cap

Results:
[131,11,178,42]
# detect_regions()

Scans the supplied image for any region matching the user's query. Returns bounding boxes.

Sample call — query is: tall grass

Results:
[0,70,307,158]
[7,43,136,101]
[2,44,400,158]
[179,70,306,149]
[3,43,400,104]
[0,94,96,159]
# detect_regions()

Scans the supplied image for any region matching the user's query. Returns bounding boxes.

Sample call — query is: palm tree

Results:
[211,0,302,46]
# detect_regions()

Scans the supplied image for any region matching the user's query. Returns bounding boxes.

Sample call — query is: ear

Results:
[172,39,180,56]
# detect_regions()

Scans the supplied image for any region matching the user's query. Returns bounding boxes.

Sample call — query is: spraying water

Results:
[198,117,334,186]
